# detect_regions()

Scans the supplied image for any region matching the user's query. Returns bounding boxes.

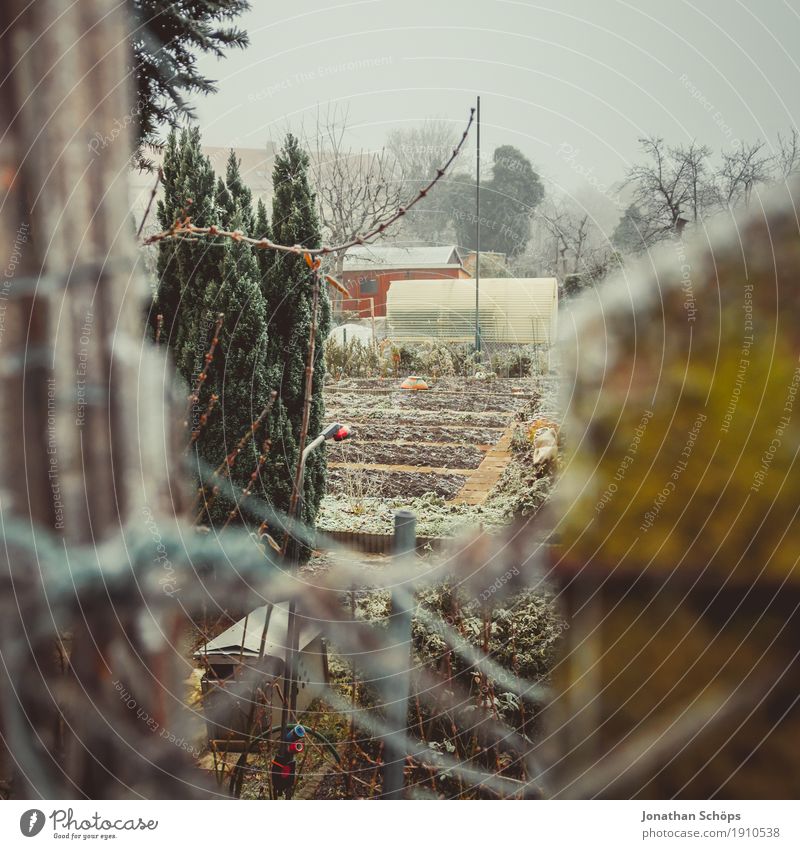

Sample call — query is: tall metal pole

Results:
[382,510,416,799]
[474,95,481,356]
[278,265,321,797]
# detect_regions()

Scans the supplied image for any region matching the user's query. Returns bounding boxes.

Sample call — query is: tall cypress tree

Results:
[254,197,271,284]
[153,127,217,377]
[262,134,331,532]
[156,139,271,526]
[193,152,271,526]
[223,150,255,234]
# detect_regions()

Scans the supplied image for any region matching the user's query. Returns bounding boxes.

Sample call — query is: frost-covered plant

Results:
[324,337,393,378]
[335,580,564,748]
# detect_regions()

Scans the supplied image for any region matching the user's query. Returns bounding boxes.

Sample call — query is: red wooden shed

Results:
[339,245,468,317]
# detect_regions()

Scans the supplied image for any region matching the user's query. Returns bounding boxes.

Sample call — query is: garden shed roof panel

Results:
[343,245,463,270]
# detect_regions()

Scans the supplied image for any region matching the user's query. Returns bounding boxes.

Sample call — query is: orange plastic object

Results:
[400,375,430,390]
[527,418,560,443]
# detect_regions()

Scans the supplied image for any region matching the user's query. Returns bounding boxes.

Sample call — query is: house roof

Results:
[343,245,464,272]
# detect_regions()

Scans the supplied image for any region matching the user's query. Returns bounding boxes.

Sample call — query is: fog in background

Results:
[189,0,799,227]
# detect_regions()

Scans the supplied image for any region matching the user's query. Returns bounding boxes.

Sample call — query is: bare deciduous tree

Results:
[539,204,590,277]
[305,105,409,280]
[387,119,462,182]
[620,131,798,252]
[387,119,464,242]
[776,128,800,178]
[714,140,773,208]
[623,137,712,238]
[525,198,616,288]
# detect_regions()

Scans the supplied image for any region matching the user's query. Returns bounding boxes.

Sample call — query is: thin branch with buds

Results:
[184,313,224,424]
[220,436,273,531]
[191,391,278,522]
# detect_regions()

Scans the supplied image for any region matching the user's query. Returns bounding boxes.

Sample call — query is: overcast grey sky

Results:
[191,0,799,204]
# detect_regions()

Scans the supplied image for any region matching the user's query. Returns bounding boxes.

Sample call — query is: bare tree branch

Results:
[387,120,465,241]
[305,105,410,278]
[622,137,712,239]
[713,140,773,208]
[776,127,800,178]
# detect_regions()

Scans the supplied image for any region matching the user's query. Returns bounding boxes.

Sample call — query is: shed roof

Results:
[194,602,319,661]
[343,245,463,271]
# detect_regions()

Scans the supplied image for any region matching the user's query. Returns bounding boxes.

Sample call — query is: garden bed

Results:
[327,467,468,499]
[329,441,485,469]
[325,407,514,429]
[319,376,549,535]
[327,392,526,414]
[392,392,525,413]
[327,376,535,392]
[346,423,504,445]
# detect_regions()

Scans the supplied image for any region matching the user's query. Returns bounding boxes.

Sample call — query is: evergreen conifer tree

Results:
[262,135,331,532]
[254,197,271,284]
[153,127,218,378]
[223,150,255,233]
[155,133,330,532]
[612,203,651,254]
[156,139,271,526]
[451,145,544,256]
[193,152,271,525]
[131,0,250,156]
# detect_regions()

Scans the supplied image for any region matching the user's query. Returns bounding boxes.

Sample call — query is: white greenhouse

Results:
[386,277,558,346]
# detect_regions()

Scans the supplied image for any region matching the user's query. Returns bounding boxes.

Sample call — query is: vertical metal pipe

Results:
[279,266,322,778]
[474,95,481,356]
[382,509,416,799]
